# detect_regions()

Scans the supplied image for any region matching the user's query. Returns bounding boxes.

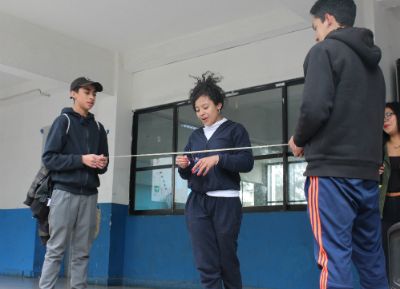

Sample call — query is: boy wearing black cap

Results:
[39,77,109,289]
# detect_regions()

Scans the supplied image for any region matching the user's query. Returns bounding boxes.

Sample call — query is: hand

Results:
[192,155,219,176]
[176,155,190,169]
[289,136,304,157]
[96,154,108,169]
[379,164,384,175]
[82,154,107,169]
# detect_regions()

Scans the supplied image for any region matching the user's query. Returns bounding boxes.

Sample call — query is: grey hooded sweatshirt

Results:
[293,27,385,181]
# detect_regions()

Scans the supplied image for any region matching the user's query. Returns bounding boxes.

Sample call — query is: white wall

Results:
[391,8,400,100]
[358,0,400,100]
[110,55,135,205]
[131,28,315,110]
[0,86,116,209]
[0,10,118,208]
[374,3,396,99]
[0,11,115,95]
[92,92,117,204]
[385,6,400,99]
[130,2,400,109]
[0,87,65,209]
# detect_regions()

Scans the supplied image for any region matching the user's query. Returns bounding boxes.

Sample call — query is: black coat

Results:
[42,108,109,195]
[294,27,385,181]
[179,120,254,193]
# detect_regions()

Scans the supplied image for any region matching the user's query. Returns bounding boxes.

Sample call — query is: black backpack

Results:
[23,165,52,245]
[24,166,52,221]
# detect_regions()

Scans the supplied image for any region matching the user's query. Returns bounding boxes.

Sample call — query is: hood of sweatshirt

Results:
[326,27,381,68]
[61,107,94,125]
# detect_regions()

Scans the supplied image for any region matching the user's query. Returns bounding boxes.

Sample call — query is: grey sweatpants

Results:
[39,189,98,289]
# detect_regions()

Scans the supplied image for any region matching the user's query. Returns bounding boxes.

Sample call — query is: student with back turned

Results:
[288,1,388,288]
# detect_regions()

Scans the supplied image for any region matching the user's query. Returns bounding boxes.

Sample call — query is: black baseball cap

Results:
[70,77,103,92]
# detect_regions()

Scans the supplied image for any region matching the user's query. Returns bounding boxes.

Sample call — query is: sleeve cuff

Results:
[217,154,225,167]
[74,155,84,168]
[293,136,304,148]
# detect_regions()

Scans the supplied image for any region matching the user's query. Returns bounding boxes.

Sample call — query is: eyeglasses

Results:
[384,112,395,121]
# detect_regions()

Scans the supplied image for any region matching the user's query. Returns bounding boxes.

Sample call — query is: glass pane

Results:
[223,89,283,156]
[177,105,201,152]
[288,157,307,204]
[134,169,173,210]
[136,109,174,168]
[174,168,191,209]
[287,84,304,138]
[240,158,283,207]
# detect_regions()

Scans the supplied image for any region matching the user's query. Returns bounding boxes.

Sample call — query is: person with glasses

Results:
[380,102,400,275]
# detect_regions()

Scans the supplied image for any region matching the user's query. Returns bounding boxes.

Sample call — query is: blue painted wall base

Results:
[89,203,127,286]
[0,205,363,289]
[0,209,37,278]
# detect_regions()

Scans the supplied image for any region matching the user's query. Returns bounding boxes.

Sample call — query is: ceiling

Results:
[0,0,398,100]
[0,0,314,99]
[0,0,310,53]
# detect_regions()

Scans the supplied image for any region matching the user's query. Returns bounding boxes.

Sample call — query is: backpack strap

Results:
[62,113,70,134]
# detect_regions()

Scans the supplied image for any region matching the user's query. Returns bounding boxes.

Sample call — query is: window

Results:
[287,84,307,205]
[131,108,175,212]
[130,78,306,214]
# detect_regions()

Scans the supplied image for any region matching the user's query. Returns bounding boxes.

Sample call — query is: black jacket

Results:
[178,120,254,193]
[294,27,385,181]
[42,107,109,195]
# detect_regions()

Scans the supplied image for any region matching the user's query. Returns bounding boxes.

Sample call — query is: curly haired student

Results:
[176,72,254,289]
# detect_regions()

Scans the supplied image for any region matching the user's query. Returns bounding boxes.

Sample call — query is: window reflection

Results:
[240,158,283,207]
[224,89,283,157]
[288,157,307,204]
[287,84,307,205]
[174,168,190,209]
[135,169,172,210]
[136,110,174,168]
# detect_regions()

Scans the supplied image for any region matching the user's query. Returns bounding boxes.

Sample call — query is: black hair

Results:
[310,0,356,27]
[384,102,400,143]
[189,72,225,111]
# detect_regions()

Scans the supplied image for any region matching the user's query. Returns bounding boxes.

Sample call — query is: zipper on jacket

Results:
[84,125,89,187]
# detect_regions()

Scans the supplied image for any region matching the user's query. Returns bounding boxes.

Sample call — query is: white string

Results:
[108,143,288,158]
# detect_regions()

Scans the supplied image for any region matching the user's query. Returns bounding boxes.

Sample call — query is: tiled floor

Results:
[0,276,153,289]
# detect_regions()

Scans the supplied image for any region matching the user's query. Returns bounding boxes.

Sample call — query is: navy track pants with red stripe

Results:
[305,176,388,289]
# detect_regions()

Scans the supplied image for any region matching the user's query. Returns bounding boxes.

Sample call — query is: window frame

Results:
[129,77,306,215]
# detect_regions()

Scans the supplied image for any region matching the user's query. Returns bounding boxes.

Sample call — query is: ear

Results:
[70,91,76,100]
[325,13,337,27]
[217,103,222,111]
